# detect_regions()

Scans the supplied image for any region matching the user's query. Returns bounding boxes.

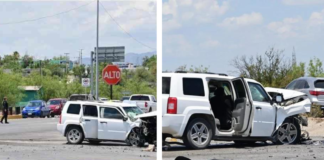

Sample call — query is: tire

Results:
[66,126,84,144]
[127,129,145,147]
[51,113,55,118]
[88,140,101,145]
[183,118,212,149]
[274,118,301,145]
[149,107,152,112]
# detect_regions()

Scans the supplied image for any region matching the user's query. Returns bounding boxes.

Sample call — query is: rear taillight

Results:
[309,90,324,96]
[59,114,62,124]
[145,102,148,107]
[167,97,177,114]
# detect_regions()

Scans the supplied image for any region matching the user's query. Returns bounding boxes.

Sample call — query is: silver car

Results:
[285,77,324,109]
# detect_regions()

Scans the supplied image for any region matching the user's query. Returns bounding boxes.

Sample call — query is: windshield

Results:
[48,100,61,105]
[123,106,143,121]
[69,95,88,101]
[27,102,42,107]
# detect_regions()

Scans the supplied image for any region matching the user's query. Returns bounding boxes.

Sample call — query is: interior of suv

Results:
[208,80,234,131]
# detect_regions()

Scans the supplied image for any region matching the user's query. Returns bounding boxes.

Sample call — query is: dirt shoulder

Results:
[303,118,324,137]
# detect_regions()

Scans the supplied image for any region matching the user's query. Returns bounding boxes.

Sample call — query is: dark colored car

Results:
[22,100,51,118]
[68,94,96,101]
[47,98,67,117]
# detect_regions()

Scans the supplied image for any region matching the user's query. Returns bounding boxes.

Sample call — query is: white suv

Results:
[57,101,145,146]
[162,72,311,149]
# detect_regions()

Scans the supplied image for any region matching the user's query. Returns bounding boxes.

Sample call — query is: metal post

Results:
[80,49,83,65]
[95,0,99,99]
[90,52,94,95]
[110,85,112,100]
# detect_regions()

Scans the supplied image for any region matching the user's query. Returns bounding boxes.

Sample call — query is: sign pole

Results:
[110,85,113,100]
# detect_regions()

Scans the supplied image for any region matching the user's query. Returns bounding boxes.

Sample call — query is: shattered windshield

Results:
[123,106,143,121]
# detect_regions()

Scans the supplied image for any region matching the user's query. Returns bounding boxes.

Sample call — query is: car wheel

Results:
[127,129,145,147]
[66,126,84,144]
[149,107,152,112]
[88,140,101,145]
[183,118,212,149]
[51,113,55,118]
[274,118,301,145]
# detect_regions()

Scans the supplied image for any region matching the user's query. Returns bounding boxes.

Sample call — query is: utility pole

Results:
[90,52,94,95]
[80,49,83,65]
[65,53,69,74]
[95,0,99,99]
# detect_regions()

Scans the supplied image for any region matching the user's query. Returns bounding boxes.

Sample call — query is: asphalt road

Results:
[0,117,156,160]
[163,138,324,160]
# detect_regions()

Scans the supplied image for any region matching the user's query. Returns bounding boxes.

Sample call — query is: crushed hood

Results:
[135,111,157,118]
[265,87,306,100]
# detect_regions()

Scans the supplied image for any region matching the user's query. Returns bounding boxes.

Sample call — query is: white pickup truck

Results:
[129,94,157,113]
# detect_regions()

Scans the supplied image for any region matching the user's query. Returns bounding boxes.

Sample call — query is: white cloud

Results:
[219,12,263,28]
[309,9,324,26]
[267,17,302,38]
[163,0,229,32]
[282,0,324,5]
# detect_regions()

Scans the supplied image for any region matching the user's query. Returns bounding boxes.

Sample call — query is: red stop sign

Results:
[102,65,121,85]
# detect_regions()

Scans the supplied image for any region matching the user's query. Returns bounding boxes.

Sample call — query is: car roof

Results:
[66,101,137,108]
[297,77,324,81]
[162,72,235,79]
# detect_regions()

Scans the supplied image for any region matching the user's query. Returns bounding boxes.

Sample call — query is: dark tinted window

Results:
[295,80,309,89]
[183,78,205,96]
[83,105,98,117]
[69,95,88,101]
[130,96,150,101]
[100,108,123,119]
[286,80,297,89]
[233,79,246,98]
[67,104,81,115]
[162,77,171,94]
[315,80,324,88]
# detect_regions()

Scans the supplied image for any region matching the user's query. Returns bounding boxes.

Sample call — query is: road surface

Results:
[0,118,156,160]
[163,138,324,160]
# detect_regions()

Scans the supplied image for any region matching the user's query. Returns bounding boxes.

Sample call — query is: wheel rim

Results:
[277,122,298,144]
[190,122,209,146]
[68,129,81,143]
[129,131,140,146]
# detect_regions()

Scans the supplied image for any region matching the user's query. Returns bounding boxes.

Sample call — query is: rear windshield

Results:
[315,80,324,88]
[69,95,88,101]
[162,77,171,94]
[130,96,150,101]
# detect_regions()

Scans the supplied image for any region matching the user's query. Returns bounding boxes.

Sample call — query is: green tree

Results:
[307,57,324,77]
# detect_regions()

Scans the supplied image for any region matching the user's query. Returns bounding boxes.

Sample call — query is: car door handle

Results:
[256,106,262,110]
[100,121,107,124]
[84,119,91,121]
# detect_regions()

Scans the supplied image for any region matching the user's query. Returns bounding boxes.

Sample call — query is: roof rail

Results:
[174,71,228,76]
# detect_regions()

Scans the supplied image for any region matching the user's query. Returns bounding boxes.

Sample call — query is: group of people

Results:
[1,97,9,124]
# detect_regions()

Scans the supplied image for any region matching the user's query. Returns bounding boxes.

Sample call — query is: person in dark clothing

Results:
[210,87,232,130]
[1,97,9,124]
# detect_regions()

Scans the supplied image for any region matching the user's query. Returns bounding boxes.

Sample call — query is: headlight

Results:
[35,107,40,110]
[55,106,60,109]
[23,108,26,111]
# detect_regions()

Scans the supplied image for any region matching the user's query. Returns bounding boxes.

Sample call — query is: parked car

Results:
[57,101,146,146]
[129,94,157,113]
[285,77,324,110]
[22,100,51,118]
[121,96,130,102]
[68,94,96,101]
[98,97,109,101]
[162,72,311,149]
[47,98,67,117]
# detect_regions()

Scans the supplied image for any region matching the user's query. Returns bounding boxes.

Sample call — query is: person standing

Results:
[1,97,9,124]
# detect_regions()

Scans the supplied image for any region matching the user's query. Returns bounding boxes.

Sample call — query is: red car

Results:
[47,98,67,117]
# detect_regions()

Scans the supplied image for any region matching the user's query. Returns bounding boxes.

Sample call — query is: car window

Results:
[232,79,246,98]
[151,96,157,102]
[248,82,270,102]
[286,80,297,89]
[69,95,87,101]
[295,80,309,89]
[100,107,124,119]
[183,78,205,96]
[314,80,324,88]
[162,77,171,94]
[48,100,61,105]
[67,104,81,115]
[130,96,150,101]
[83,105,98,117]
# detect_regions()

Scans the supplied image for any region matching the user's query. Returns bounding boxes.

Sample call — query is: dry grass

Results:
[306,104,323,118]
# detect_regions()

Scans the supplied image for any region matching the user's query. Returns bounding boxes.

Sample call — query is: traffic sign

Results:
[82,78,90,87]
[102,65,121,85]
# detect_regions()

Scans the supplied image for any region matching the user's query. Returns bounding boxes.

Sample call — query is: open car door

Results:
[231,77,254,136]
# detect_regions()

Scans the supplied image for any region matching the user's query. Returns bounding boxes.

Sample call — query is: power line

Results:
[99,2,156,51]
[0,1,94,25]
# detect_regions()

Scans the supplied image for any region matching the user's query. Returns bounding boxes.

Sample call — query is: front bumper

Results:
[22,110,41,117]
[51,109,61,115]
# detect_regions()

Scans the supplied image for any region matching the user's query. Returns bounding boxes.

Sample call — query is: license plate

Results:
[28,113,32,115]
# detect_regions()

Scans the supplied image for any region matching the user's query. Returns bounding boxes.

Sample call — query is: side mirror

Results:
[271,94,284,105]
[123,116,128,121]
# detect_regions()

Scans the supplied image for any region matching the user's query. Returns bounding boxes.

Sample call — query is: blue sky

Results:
[162,0,324,75]
[0,0,156,61]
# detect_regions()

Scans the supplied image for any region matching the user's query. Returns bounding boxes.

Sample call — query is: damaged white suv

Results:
[162,72,311,149]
